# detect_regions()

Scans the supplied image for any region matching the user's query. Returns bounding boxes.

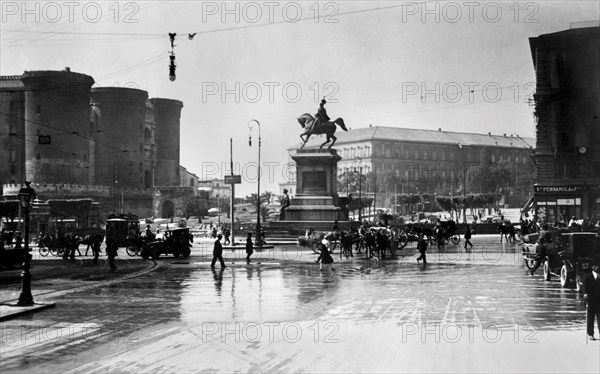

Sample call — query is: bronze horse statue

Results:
[297,113,348,149]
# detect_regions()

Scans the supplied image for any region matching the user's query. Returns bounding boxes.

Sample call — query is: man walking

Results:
[211,234,226,269]
[582,263,600,340]
[464,224,473,251]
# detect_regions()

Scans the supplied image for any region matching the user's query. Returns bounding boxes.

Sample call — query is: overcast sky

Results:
[2,1,598,195]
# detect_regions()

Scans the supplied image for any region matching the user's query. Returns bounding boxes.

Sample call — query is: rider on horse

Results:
[312,98,330,132]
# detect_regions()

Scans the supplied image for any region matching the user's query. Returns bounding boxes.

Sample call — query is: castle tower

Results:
[151,98,183,186]
[20,68,94,184]
[90,87,149,188]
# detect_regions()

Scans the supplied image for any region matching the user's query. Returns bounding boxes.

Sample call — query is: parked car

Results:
[141,227,192,259]
[522,230,600,291]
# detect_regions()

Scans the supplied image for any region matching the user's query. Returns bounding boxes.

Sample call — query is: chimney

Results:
[438,128,442,131]
[488,132,491,136]
[503,133,507,137]
[64,67,71,72]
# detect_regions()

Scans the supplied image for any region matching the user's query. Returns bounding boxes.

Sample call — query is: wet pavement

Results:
[1,237,599,373]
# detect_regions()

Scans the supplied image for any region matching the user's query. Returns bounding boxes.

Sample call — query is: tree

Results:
[261,191,274,205]
[259,205,273,222]
[178,197,208,220]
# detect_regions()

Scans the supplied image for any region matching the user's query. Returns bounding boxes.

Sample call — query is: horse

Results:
[498,221,516,243]
[297,113,348,149]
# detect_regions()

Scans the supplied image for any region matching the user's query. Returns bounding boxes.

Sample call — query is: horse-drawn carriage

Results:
[434,220,460,245]
[522,229,600,291]
[105,214,142,256]
[140,227,192,259]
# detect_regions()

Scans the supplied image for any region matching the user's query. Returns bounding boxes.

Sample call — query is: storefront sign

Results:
[556,198,576,205]
[534,185,582,193]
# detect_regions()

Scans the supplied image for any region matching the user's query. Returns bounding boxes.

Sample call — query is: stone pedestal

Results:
[283,149,348,221]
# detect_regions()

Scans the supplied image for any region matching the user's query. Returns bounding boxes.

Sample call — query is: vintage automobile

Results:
[140,227,192,260]
[522,229,600,291]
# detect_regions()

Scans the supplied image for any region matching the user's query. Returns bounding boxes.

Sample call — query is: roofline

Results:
[288,125,535,150]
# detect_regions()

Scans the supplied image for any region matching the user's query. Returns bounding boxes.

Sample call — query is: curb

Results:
[0,261,159,322]
[0,302,56,322]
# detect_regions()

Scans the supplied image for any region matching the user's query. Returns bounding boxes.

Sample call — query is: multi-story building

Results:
[529,25,600,222]
[0,68,194,218]
[284,126,535,208]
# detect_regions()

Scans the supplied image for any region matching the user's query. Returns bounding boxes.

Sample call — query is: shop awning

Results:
[521,195,535,213]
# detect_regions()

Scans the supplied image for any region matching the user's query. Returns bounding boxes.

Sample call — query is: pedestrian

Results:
[317,239,334,271]
[582,263,600,340]
[464,224,473,250]
[107,240,118,272]
[92,235,101,265]
[211,227,217,239]
[224,227,231,245]
[83,235,92,255]
[211,234,226,269]
[416,233,428,264]
[245,232,254,264]
[14,232,22,249]
[530,223,551,276]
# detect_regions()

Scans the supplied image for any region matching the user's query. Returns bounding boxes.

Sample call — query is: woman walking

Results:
[317,234,334,271]
[245,232,254,264]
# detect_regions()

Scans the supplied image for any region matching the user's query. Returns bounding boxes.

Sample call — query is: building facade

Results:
[284,126,535,209]
[0,68,194,218]
[529,25,600,222]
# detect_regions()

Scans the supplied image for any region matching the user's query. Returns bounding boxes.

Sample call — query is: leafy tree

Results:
[261,191,274,205]
[259,205,273,222]
[179,197,208,220]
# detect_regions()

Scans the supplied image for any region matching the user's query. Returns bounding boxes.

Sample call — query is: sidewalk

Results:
[0,257,157,321]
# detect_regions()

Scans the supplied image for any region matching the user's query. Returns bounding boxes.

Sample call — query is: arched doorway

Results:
[161,200,174,218]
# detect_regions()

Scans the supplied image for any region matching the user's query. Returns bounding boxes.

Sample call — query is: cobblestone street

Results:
[1,237,598,373]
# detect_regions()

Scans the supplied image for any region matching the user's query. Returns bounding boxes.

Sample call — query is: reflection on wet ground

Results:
[0,256,590,373]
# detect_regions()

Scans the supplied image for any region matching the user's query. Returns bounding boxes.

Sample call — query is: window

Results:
[36,105,41,114]
[432,151,436,160]
[10,165,16,174]
[190,178,195,186]
[9,149,16,162]
[83,155,87,162]
[491,154,496,162]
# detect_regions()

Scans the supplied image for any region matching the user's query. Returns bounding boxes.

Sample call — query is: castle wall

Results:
[90,87,149,188]
[20,69,94,184]
[151,98,183,186]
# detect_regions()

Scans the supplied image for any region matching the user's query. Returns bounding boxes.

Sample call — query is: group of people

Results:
[210,232,255,268]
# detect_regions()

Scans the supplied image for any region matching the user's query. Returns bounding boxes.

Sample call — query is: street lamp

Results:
[17,181,35,306]
[248,119,263,246]
[354,157,363,222]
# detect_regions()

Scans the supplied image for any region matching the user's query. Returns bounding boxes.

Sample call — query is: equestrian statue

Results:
[297,98,348,149]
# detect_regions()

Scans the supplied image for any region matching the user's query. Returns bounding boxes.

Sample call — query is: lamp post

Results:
[248,119,263,246]
[17,182,35,306]
[354,157,362,222]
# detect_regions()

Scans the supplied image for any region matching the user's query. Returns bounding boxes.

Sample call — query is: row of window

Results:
[338,143,529,165]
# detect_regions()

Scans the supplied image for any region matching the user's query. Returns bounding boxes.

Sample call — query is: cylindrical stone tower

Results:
[151,98,183,186]
[21,69,94,184]
[90,87,149,188]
